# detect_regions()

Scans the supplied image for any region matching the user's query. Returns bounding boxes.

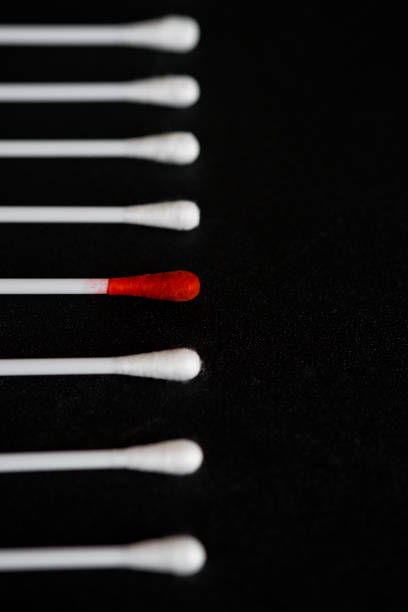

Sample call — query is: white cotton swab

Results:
[0,15,200,52]
[0,132,200,164]
[0,348,202,381]
[0,75,200,107]
[0,439,203,475]
[0,201,200,230]
[0,535,207,575]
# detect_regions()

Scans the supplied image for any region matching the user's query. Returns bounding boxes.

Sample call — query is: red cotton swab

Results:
[0,270,200,302]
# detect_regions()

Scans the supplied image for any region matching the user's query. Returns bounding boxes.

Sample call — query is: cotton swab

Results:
[0,201,200,231]
[0,15,200,52]
[0,348,202,381]
[0,271,200,301]
[0,75,200,107]
[0,535,206,575]
[0,132,200,164]
[0,439,203,475]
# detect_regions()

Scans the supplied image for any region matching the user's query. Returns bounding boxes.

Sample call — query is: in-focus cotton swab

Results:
[0,439,203,475]
[0,270,200,301]
[0,535,206,575]
[0,348,202,381]
[0,201,200,231]
[0,75,200,107]
[0,132,200,165]
[0,15,200,52]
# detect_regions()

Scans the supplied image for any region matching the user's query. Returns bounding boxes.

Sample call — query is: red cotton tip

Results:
[107,270,200,302]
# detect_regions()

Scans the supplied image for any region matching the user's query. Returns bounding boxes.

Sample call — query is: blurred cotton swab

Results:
[0,201,200,230]
[0,15,200,52]
[0,348,201,381]
[0,271,200,301]
[0,75,200,107]
[0,536,206,575]
[0,439,203,475]
[0,132,200,164]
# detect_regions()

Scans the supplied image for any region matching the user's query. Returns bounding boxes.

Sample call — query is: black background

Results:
[0,2,408,609]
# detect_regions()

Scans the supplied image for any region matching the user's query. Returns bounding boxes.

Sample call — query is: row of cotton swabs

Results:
[0,14,206,576]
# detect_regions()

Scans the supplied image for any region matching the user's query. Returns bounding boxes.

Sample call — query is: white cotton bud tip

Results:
[126,15,200,52]
[124,439,203,475]
[117,348,202,381]
[161,16,200,52]
[126,75,200,107]
[126,132,200,164]
[125,200,200,230]
[126,536,206,575]
[170,76,200,106]
[164,75,199,106]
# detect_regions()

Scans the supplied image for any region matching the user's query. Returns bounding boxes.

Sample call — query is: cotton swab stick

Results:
[0,132,200,164]
[0,439,203,475]
[0,201,200,230]
[0,348,202,381]
[0,15,200,52]
[0,271,200,301]
[0,75,200,107]
[0,535,206,575]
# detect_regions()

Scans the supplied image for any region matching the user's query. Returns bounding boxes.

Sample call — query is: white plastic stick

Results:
[0,15,200,52]
[0,348,202,381]
[0,439,203,475]
[0,132,200,164]
[0,76,200,107]
[0,278,108,294]
[0,201,200,230]
[0,535,206,575]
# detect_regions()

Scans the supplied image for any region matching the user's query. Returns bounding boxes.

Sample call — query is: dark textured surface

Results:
[0,3,408,609]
